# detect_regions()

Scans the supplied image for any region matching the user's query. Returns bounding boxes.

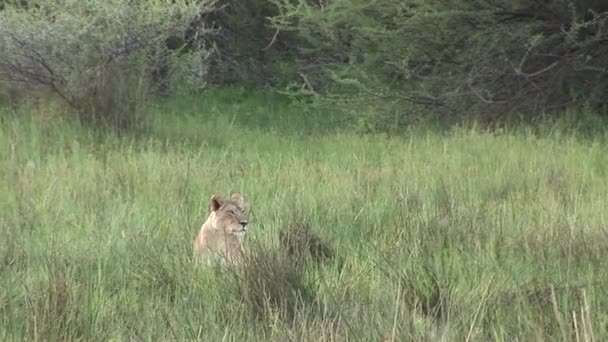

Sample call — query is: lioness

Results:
[193,192,249,265]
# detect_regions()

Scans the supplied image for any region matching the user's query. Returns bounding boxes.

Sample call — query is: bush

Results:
[200,0,299,87]
[270,0,608,125]
[0,0,216,130]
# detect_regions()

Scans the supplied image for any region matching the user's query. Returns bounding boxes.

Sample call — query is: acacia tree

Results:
[0,0,217,130]
[271,0,608,125]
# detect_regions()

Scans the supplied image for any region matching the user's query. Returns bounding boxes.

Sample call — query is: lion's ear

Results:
[230,192,247,211]
[209,194,223,212]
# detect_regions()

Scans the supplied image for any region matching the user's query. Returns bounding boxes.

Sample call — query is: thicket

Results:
[1,0,607,129]
[200,0,298,86]
[269,0,608,124]
[0,0,216,130]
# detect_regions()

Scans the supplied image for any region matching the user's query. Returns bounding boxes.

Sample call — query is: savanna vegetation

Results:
[1,0,608,341]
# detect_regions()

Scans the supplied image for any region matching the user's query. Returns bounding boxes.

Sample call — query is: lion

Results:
[193,192,250,265]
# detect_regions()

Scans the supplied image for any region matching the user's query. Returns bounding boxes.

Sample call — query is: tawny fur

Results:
[193,193,249,265]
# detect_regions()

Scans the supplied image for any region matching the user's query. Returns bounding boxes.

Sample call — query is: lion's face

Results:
[209,192,249,237]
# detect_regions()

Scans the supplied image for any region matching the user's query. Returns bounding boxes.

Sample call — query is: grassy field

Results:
[1,88,608,341]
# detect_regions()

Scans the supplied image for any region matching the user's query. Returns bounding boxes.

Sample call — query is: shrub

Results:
[200,0,299,87]
[270,0,608,125]
[0,0,216,130]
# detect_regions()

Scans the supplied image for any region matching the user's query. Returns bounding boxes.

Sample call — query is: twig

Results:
[297,72,318,95]
[390,283,402,341]
[263,27,281,51]
[580,302,589,342]
[573,311,580,342]
[551,286,568,342]
[581,288,594,342]
[466,275,494,342]
[515,61,559,78]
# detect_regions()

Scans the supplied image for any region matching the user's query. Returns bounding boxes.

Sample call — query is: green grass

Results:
[1,88,608,341]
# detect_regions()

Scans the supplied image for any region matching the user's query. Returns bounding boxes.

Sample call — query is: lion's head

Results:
[208,192,249,238]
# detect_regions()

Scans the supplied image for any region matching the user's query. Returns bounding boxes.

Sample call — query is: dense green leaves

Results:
[0,0,216,130]
[1,0,606,127]
[269,0,608,122]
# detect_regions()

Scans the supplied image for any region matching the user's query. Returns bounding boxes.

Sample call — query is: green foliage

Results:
[204,0,299,86]
[3,0,605,129]
[0,0,216,131]
[270,0,608,126]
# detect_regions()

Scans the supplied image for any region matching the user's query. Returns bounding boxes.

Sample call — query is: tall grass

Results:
[1,89,608,340]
